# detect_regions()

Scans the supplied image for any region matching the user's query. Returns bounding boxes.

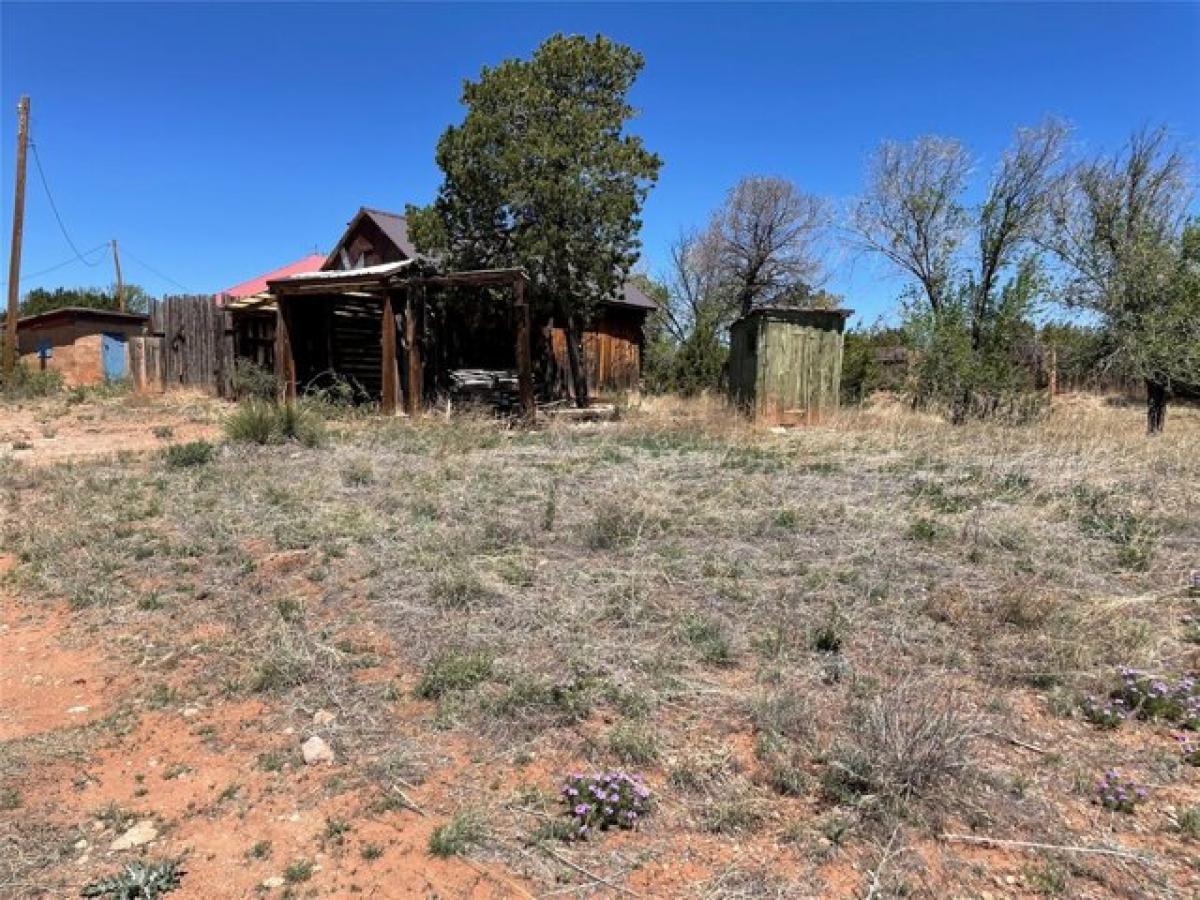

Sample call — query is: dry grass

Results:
[1,391,1197,897]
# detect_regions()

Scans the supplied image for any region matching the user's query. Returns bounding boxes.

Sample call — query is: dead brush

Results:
[825,678,980,813]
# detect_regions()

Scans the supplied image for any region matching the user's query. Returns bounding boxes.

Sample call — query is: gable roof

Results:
[217,253,327,306]
[323,206,657,312]
[323,207,419,270]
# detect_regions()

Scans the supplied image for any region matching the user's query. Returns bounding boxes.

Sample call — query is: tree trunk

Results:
[559,306,589,408]
[1146,378,1168,435]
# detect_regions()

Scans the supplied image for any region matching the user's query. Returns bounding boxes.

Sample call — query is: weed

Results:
[607,724,659,765]
[341,458,375,486]
[701,798,766,834]
[428,809,486,857]
[586,496,665,550]
[1095,769,1147,813]
[1024,860,1068,895]
[284,858,314,883]
[323,816,351,846]
[152,425,174,440]
[678,613,734,666]
[81,859,184,898]
[826,680,977,809]
[0,786,20,810]
[164,440,214,468]
[907,516,941,543]
[360,842,385,861]
[1176,805,1200,838]
[246,840,272,860]
[256,751,288,773]
[430,567,490,610]
[415,651,493,699]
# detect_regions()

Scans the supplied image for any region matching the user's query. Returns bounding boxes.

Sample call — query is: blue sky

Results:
[2,2,1198,324]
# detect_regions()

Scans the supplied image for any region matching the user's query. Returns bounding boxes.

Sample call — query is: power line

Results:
[0,243,109,287]
[28,137,101,267]
[120,247,191,292]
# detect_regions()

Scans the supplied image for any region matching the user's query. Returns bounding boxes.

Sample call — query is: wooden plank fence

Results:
[148,295,235,397]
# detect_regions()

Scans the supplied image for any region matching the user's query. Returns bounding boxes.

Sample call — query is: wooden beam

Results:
[514,276,535,421]
[404,284,422,417]
[381,292,398,415]
[275,296,296,402]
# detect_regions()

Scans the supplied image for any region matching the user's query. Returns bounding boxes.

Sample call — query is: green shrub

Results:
[224,399,326,447]
[165,440,214,468]
[428,809,486,857]
[415,651,493,699]
[231,359,279,400]
[0,362,63,399]
[224,399,277,444]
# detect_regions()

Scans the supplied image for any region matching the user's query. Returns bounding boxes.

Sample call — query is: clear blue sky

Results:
[3,2,1198,323]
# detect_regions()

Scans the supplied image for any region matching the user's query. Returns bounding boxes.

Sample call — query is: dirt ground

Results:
[1,391,1197,898]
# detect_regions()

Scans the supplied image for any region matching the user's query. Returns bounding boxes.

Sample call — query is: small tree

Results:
[852,121,1066,421]
[709,176,829,316]
[1047,127,1196,433]
[407,34,661,406]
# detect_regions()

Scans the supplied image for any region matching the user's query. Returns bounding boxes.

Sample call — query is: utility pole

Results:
[3,95,29,376]
[112,239,124,311]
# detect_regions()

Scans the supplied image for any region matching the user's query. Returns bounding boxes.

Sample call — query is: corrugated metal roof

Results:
[216,253,327,304]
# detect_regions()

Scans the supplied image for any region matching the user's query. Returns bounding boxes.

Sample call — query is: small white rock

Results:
[110,820,158,851]
[312,709,335,727]
[66,705,89,715]
[262,876,286,889]
[301,735,334,765]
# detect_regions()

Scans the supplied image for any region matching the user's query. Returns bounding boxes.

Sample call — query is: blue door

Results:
[101,332,128,380]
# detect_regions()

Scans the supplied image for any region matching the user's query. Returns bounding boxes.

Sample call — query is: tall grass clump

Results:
[225,399,326,447]
[0,362,63,399]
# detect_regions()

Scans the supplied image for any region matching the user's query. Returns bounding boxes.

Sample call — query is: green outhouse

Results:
[728,307,852,424]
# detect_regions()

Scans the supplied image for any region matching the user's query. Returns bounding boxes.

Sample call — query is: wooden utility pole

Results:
[3,95,30,376]
[111,239,125,312]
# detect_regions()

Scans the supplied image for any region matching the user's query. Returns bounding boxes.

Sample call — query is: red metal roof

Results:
[216,253,327,301]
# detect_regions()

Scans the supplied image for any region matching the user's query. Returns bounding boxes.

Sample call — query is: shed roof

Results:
[15,306,149,329]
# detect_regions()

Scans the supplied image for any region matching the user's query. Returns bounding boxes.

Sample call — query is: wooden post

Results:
[112,239,125,312]
[381,292,398,415]
[275,297,296,402]
[1047,347,1057,400]
[404,284,422,417]
[3,96,29,376]
[514,276,535,421]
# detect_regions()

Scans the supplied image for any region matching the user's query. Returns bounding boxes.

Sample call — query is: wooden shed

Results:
[728,307,852,424]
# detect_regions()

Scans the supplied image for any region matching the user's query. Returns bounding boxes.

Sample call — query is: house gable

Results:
[322,208,418,271]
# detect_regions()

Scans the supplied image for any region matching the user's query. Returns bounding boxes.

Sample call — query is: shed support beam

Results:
[514,277,534,421]
[404,285,422,417]
[275,297,296,402]
[381,292,398,415]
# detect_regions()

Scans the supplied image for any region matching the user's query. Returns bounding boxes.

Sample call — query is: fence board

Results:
[147,295,233,396]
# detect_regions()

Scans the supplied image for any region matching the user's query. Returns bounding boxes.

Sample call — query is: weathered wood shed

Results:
[728,307,852,424]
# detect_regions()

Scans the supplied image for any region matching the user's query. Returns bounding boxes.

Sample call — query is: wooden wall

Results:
[148,295,235,397]
[729,311,847,424]
[548,306,646,398]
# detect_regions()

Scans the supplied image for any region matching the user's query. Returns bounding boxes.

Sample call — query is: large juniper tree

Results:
[407,34,661,405]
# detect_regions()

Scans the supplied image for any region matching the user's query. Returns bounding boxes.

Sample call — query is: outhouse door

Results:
[101,332,128,380]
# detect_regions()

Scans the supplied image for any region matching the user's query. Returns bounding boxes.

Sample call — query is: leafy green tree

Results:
[407,33,661,406]
[1048,128,1197,433]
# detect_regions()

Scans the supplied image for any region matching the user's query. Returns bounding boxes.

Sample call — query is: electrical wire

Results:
[120,247,191,292]
[29,138,102,267]
[0,243,110,287]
